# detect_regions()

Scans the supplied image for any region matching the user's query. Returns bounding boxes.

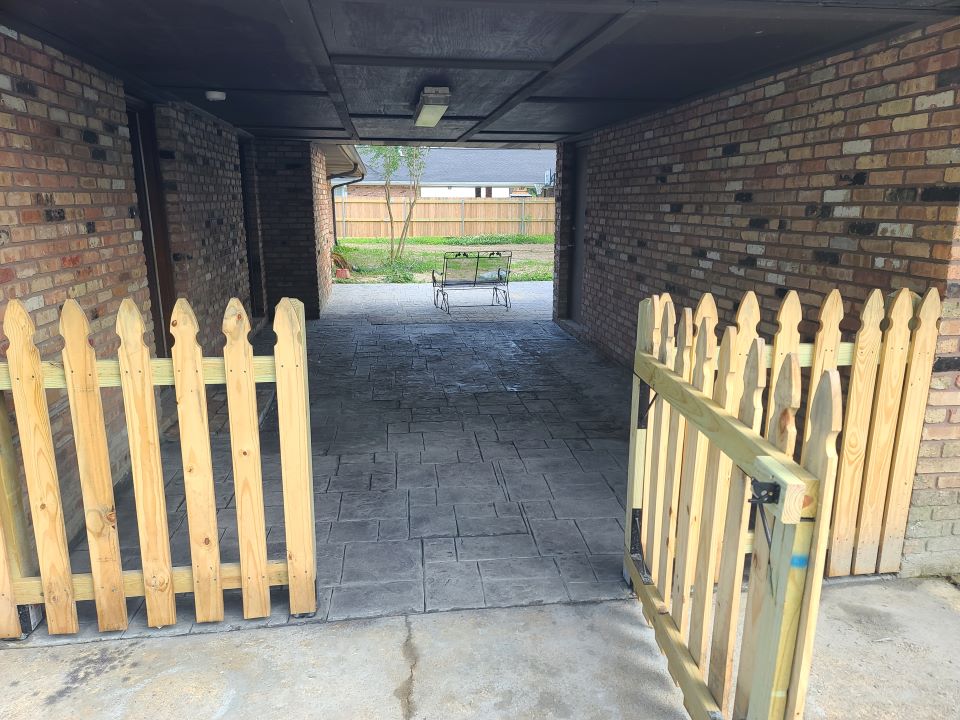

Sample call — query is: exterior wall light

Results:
[414,86,450,127]
[205,90,227,102]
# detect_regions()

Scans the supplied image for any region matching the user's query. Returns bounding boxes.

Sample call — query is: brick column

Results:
[905,234,960,577]
[255,139,333,319]
[552,142,575,320]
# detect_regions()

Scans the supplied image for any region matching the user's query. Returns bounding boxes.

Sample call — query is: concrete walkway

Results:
[48,281,633,641]
[3,578,956,718]
[0,601,686,720]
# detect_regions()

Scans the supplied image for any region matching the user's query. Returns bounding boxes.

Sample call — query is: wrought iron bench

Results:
[432,250,512,313]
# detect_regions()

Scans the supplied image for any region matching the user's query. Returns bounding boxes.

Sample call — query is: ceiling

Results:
[4,0,960,148]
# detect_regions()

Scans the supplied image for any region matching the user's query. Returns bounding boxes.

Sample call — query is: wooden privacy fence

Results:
[336,196,555,238]
[0,296,317,638]
[623,286,939,720]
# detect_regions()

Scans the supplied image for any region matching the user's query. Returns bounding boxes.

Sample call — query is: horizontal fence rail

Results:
[0,296,317,639]
[336,196,555,238]
[623,286,940,720]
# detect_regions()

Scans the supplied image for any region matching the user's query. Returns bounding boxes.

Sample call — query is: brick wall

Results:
[256,139,333,318]
[911,249,960,576]
[154,104,251,352]
[311,144,335,311]
[554,18,960,576]
[0,26,151,544]
[553,144,574,320]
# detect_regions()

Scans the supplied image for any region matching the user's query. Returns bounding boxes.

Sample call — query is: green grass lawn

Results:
[343,233,553,247]
[334,234,554,284]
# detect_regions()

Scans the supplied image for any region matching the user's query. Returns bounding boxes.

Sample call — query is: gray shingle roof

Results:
[358,147,555,186]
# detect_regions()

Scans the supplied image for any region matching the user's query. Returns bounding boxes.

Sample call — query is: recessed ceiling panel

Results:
[173,90,343,130]
[488,100,668,135]
[537,14,908,102]
[315,1,612,62]
[4,0,325,91]
[337,65,538,116]
[354,117,478,142]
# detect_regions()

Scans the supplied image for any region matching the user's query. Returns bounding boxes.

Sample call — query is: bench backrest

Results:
[443,251,511,284]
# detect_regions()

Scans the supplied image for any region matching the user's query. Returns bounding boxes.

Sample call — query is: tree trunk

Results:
[384,183,396,261]
[397,183,420,259]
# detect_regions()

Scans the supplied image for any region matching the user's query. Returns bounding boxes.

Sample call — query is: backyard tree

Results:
[361,145,430,261]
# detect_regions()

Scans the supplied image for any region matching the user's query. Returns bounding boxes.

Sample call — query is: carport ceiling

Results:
[5,1,960,148]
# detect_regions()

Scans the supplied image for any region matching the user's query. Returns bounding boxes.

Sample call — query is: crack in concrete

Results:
[394,615,419,720]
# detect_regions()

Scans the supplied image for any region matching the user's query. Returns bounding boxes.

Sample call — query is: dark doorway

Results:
[238,142,265,318]
[126,99,175,357]
[567,144,588,322]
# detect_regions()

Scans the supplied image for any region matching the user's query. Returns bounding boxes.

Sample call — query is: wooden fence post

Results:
[747,370,841,720]
[275,298,317,616]
[0,392,23,636]
[827,290,883,576]
[645,295,676,583]
[624,297,655,567]
[60,300,128,632]
[663,294,717,620]
[3,300,78,635]
[222,299,271,619]
[784,369,843,719]
[170,299,224,623]
[853,289,912,574]
[735,353,801,718]
[708,339,766,715]
[0,389,32,581]
[657,308,692,598]
[878,288,941,572]
[116,299,177,628]
[689,328,752,667]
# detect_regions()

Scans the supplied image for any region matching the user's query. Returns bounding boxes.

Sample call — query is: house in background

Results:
[345,147,556,199]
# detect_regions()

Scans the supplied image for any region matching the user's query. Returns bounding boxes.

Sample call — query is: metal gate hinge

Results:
[748,479,780,506]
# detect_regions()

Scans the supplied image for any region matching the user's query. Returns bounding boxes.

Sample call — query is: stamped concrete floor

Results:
[36,281,634,643]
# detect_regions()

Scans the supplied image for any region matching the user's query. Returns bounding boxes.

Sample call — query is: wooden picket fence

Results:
[336,196,555,238]
[0,296,316,638]
[623,287,939,719]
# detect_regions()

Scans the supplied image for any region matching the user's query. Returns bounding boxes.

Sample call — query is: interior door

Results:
[567,144,588,322]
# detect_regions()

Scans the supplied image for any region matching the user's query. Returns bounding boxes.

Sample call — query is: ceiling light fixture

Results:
[205,90,227,102]
[414,86,450,127]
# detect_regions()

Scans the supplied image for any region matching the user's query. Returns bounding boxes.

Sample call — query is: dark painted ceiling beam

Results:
[351,113,485,122]
[457,5,645,141]
[160,87,332,98]
[339,0,959,20]
[240,125,348,132]
[280,0,359,140]
[332,0,637,13]
[329,54,552,72]
[525,96,672,105]
[475,129,581,136]
[632,0,959,21]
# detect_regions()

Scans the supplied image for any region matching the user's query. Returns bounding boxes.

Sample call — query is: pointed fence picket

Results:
[0,296,317,639]
[623,285,941,720]
[60,300,127,632]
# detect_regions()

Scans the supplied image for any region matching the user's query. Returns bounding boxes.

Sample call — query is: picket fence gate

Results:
[623,287,939,720]
[0,296,316,638]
